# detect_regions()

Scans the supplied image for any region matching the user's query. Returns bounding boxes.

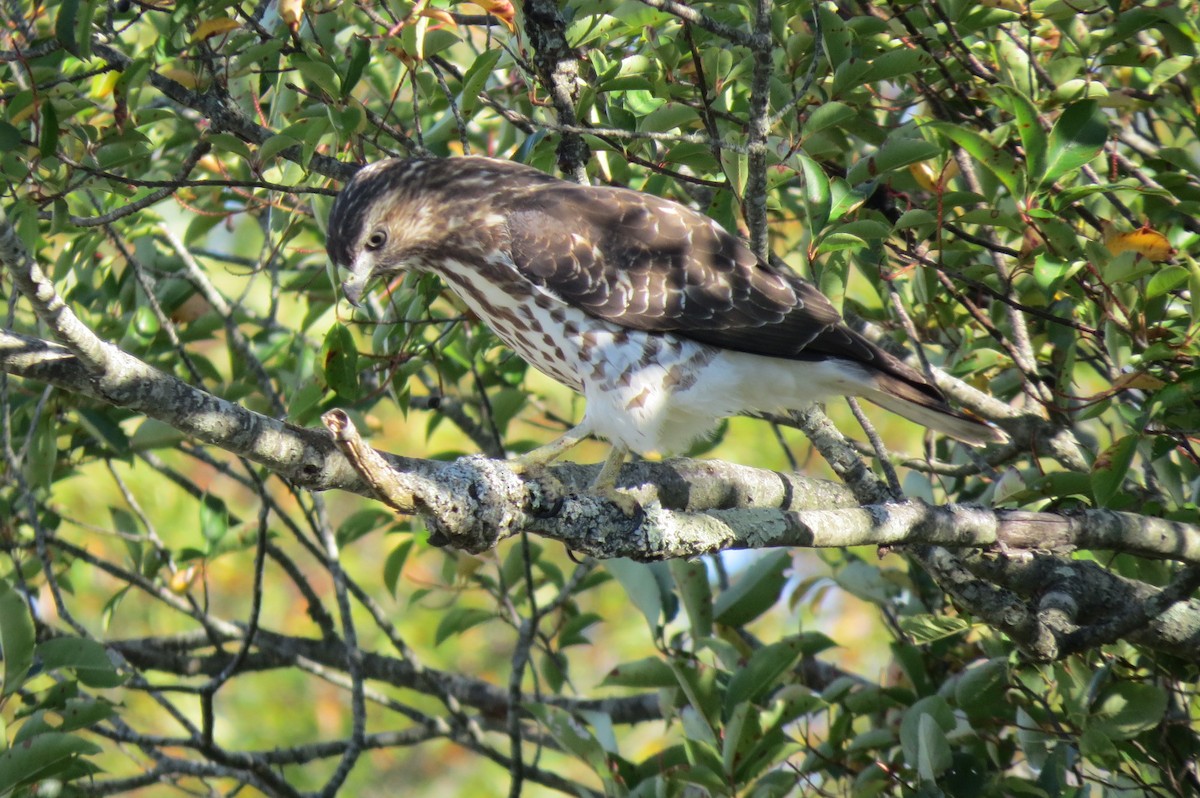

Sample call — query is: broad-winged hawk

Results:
[326,156,1004,500]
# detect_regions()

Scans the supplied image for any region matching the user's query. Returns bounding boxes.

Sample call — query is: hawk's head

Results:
[325,158,447,306]
[326,156,558,306]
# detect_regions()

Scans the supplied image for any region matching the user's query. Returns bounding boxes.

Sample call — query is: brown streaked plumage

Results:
[325,156,1004,501]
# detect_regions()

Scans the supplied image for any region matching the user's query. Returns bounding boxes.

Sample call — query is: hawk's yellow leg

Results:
[589,443,639,515]
[510,426,639,516]
[510,421,593,472]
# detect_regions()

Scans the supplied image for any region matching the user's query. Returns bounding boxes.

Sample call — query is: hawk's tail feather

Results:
[861,377,1008,446]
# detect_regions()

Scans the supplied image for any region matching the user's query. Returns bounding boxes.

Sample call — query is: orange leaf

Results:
[191,17,240,42]
[1102,222,1176,262]
[468,0,516,30]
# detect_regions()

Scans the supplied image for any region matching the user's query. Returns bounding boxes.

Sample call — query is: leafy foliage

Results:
[1,0,1199,796]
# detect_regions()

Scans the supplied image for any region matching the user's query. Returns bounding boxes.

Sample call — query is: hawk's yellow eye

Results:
[365,230,387,251]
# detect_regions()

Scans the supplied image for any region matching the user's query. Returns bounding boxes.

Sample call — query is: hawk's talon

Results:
[593,484,642,518]
[525,470,567,518]
[588,443,638,516]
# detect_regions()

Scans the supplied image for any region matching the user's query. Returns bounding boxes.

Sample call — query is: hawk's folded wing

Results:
[504,183,925,387]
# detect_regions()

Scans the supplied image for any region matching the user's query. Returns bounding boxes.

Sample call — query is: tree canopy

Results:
[1,0,1199,795]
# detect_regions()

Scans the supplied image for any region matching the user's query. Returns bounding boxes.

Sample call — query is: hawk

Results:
[326,156,1004,504]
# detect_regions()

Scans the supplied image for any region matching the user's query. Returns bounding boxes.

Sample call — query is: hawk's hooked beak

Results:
[340,259,373,308]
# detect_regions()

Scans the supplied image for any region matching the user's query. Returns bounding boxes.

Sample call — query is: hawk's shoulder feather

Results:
[503,180,881,367]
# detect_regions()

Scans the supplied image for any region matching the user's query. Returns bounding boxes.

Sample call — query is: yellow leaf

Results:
[161,68,202,89]
[90,70,121,99]
[1111,371,1166,392]
[908,159,959,191]
[11,101,37,125]
[280,0,304,32]
[168,566,199,594]
[1102,222,1176,262]
[191,17,240,42]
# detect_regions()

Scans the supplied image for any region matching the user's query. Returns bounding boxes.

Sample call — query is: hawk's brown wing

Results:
[504,182,888,370]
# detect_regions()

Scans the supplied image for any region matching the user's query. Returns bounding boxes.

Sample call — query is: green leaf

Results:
[993,85,1046,184]
[199,495,229,545]
[797,154,831,233]
[954,658,1009,720]
[487,387,527,432]
[669,659,721,733]
[321,322,361,400]
[434,607,494,645]
[802,101,855,137]
[54,0,81,57]
[1146,265,1189,300]
[747,769,799,798]
[36,638,125,688]
[725,636,807,714]
[933,122,1023,197]
[207,132,253,160]
[713,550,790,627]
[846,138,941,185]
[721,702,762,777]
[458,48,503,116]
[39,100,59,159]
[337,508,391,546]
[899,614,971,644]
[834,560,892,605]
[559,612,602,647]
[130,418,186,451]
[55,696,117,732]
[1091,434,1138,507]
[816,232,868,254]
[915,713,952,781]
[0,732,101,793]
[0,580,35,696]
[863,48,936,84]
[606,559,671,633]
[1148,55,1194,92]
[0,121,21,151]
[602,656,676,688]
[25,414,58,490]
[640,102,698,134]
[1042,101,1108,186]
[1089,682,1168,740]
[293,55,341,97]
[827,178,875,223]
[899,696,955,771]
[1049,79,1108,104]
[830,57,872,96]
[669,558,712,639]
[847,728,896,753]
[382,539,413,597]
[341,36,372,98]
[527,705,611,777]
[894,209,936,229]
